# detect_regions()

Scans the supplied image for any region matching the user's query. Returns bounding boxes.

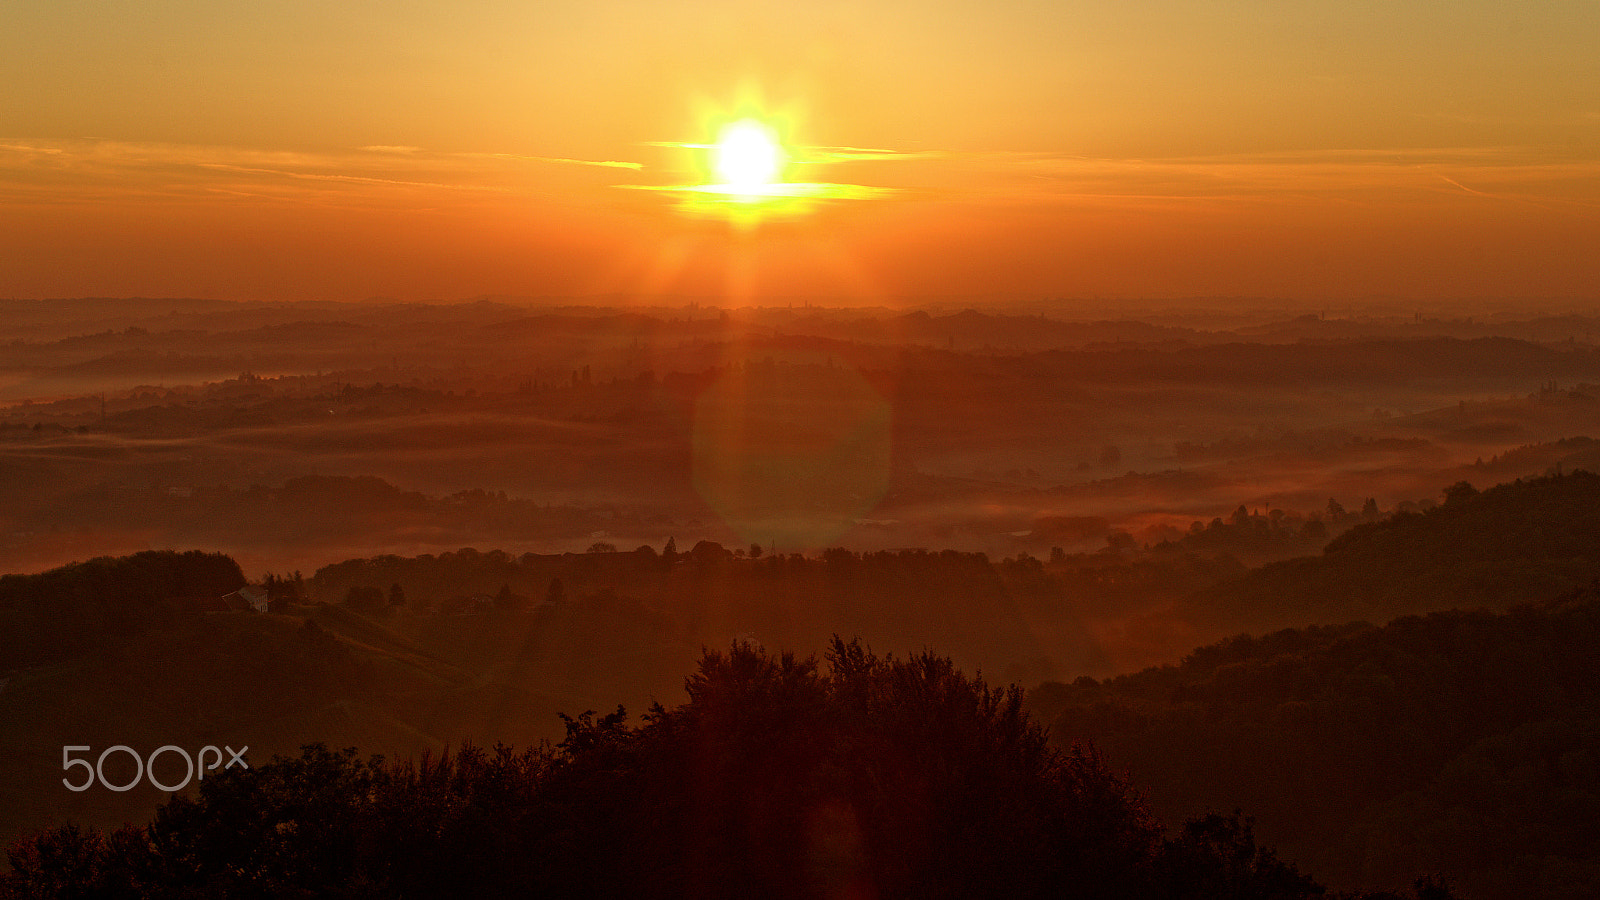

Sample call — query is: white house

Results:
[219,585,270,613]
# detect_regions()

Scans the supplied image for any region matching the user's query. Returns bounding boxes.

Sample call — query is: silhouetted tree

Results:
[1326,498,1347,523]
[494,583,523,610]
[1154,811,1321,898]
[1442,481,1478,505]
[6,640,1439,899]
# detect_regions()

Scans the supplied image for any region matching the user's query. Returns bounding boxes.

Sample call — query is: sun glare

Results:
[713,119,785,192]
[622,103,893,225]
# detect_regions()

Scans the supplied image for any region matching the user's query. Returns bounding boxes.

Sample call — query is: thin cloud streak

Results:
[619,182,897,200]
[0,139,644,209]
[0,143,66,155]
[198,163,512,192]
[803,147,949,162]
[3,137,1594,220]
[473,153,642,170]
[644,140,944,162]
[359,145,643,169]
[625,140,1598,216]
[951,146,1600,214]
[630,140,939,201]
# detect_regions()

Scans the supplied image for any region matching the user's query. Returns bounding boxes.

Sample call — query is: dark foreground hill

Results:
[1034,586,1600,899]
[0,550,246,669]
[4,640,1448,900]
[1190,470,1600,632]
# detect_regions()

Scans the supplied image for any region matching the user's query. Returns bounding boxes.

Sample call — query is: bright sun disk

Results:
[713,119,785,191]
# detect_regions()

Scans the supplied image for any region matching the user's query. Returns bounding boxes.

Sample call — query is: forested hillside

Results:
[1192,471,1600,631]
[0,551,245,668]
[1034,587,1600,898]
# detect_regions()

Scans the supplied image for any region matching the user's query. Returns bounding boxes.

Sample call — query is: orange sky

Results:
[3,1,1598,305]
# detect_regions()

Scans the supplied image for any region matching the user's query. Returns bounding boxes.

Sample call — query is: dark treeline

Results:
[311,541,1242,681]
[3,640,1450,900]
[1033,337,1600,387]
[16,305,1600,389]
[10,475,642,554]
[312,471,1600,679]
[1030,586,1600,898]
[0,550,243,668]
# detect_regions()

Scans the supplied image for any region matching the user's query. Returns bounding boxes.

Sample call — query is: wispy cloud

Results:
[619,181,896,200]
[0,143,66,155]
[358,144,643,168]
[196,163,510,192]
[1435,174,1492,197]
[951,146,1600,212]
[0,138,650,210]
[471,152,642,170]
[4,137,1594,218]
[802,146,948,162]
[644,140,944,163]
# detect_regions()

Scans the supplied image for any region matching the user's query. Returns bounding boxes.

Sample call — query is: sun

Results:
[624,104,891,226]
[712,119,786,193]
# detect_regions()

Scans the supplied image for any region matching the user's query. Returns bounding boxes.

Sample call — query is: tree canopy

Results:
[4,638,1447,899]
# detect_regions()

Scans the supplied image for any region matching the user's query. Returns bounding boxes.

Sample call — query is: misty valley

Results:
[6,298,1600,898]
